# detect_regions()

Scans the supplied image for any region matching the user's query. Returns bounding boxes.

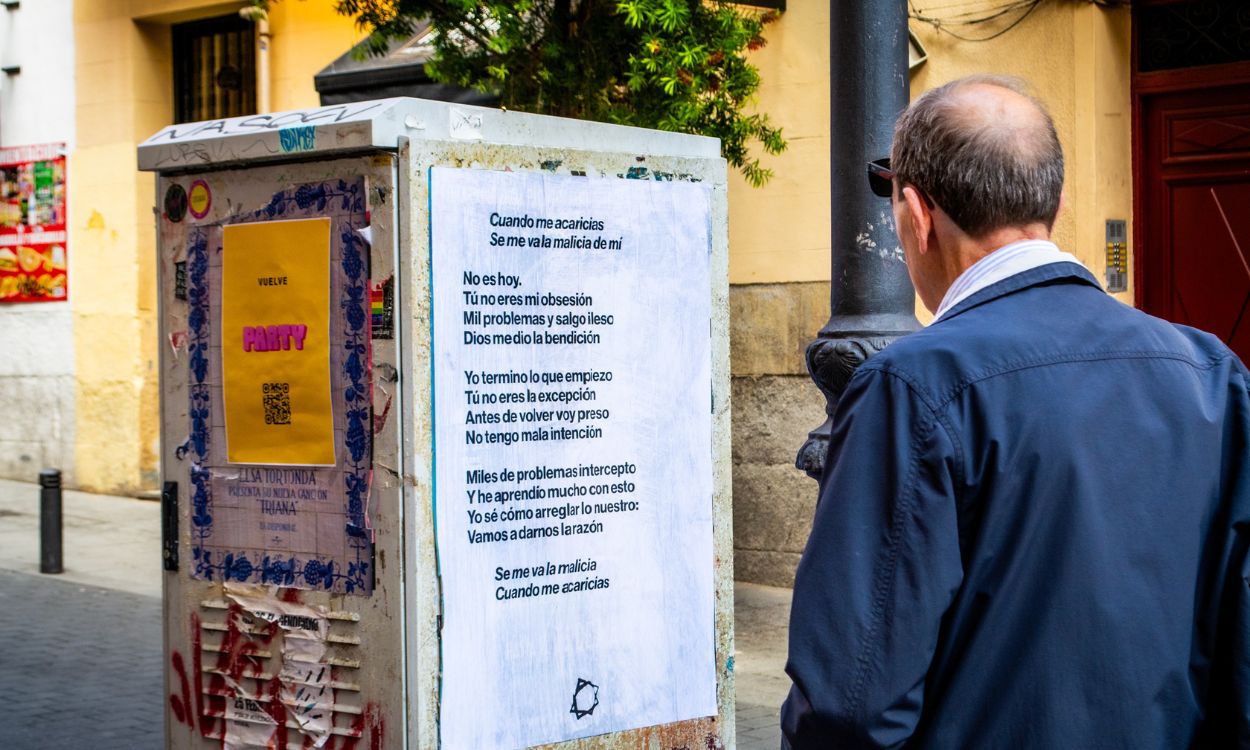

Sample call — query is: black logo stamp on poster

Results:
[570,678,599,719]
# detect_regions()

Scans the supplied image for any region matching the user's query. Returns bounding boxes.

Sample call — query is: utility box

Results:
[139,98,732,750]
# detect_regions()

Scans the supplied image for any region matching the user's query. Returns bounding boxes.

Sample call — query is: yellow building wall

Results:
[267,3,363,111]
[909,2,1134,311]
[72,0,359,493]
[730,2,1134,303]
[728,2,831,285]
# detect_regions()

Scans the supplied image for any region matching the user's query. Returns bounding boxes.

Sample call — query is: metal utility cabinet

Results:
[139,98,732,749]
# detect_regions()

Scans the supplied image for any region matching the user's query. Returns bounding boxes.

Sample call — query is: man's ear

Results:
[901,186,933,255]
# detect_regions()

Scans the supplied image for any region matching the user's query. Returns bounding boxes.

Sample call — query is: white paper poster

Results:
[430,167,716,749]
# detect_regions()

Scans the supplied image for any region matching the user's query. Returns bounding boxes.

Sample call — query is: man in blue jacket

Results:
[781,74,1250,748]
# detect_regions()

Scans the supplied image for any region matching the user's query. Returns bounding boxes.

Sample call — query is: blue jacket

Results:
[782,263,1250,749]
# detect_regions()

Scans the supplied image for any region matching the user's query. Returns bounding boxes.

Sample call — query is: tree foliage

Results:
[330,0,786,185]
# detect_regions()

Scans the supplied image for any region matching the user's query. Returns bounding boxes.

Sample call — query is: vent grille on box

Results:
[198,596,364,747]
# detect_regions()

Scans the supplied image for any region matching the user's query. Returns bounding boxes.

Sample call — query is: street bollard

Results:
[39,468,62,574]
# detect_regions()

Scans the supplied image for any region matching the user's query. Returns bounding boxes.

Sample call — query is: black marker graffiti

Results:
[145,102,387,143]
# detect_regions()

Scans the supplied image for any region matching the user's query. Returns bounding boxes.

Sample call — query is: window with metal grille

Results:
[1137,0,1250,73]
[172,15,256,124]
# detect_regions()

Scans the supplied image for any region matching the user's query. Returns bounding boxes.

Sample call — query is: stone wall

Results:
[730,281,829,587]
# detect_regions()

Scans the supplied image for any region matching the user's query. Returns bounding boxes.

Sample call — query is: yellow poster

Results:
[221,218,335,465]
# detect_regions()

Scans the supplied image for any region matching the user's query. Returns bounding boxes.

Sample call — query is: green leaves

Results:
[619,1,646,27]
[610,1,784,185]
[654,1,688,32]
[331,0,786,185]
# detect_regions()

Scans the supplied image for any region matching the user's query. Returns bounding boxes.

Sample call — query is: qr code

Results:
[262,382,291,425]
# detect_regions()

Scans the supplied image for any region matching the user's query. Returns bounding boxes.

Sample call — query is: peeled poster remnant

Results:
[222,583,335,749]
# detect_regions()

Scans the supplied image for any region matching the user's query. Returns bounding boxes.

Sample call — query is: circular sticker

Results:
[164,183,187,223]
[188,179,212,219]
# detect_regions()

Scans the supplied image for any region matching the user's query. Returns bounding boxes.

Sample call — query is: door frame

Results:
[1131,9,1250,310]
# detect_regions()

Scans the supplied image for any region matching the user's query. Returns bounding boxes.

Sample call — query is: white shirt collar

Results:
[932,239,1086,322]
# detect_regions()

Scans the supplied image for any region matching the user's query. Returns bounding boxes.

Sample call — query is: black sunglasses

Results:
[867,158,895,198]
[867,157,935,208]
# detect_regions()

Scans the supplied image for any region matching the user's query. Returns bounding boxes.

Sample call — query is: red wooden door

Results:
[1138,77,1250,362]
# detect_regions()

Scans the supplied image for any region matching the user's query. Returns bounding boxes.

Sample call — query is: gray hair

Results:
[891,74,1064,237]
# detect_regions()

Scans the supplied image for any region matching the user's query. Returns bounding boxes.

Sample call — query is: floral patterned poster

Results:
[0,143,67,303]
[177,176,374,595]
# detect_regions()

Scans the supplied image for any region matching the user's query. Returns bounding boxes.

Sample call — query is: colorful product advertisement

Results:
[0,143,68,303]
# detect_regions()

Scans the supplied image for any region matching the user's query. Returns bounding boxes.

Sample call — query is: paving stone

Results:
[733,582,793,749]
[0,569,163,750]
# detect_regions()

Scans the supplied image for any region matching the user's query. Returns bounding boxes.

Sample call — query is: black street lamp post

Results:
[795,0,919,478]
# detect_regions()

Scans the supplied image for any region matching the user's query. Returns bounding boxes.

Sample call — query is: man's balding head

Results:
[891,75,1064,238]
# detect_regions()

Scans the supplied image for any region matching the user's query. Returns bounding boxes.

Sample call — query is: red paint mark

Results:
[169,650,193,726]
[218,603,269,684]
[373,393,393,434]
[266,676,290,750]
[367,703,384,750]
[188,604,277,741]
[169,694,186,724]
[342,709,367,749]
[169,330,190,356]
[279,587,302,603]
[190,611,217,738]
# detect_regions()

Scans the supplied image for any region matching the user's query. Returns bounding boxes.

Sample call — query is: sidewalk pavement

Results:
[732,582,792,750]
[0,478,791,749]
[0,478,164,750]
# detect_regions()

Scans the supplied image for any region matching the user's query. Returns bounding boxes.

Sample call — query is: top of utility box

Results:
[137,97,720,173]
